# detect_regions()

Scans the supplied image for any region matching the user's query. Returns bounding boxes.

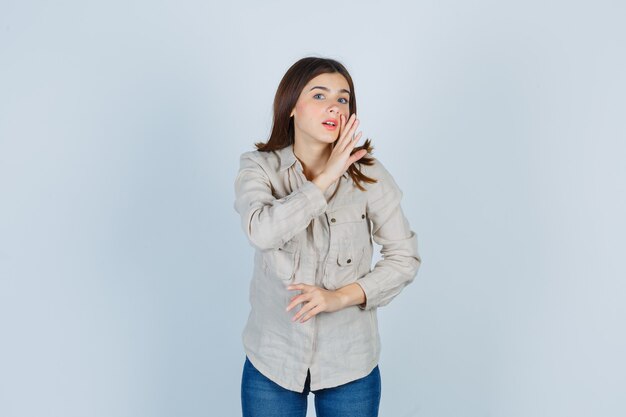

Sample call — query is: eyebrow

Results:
[309,86,351,95]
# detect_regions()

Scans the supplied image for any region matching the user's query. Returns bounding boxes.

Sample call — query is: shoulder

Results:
[238,148,280,172]
[359,154,391,175]
[358,154,401,193]
[239,149,274,163]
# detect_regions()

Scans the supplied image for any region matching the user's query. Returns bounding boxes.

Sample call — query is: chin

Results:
[323,133,340,143]
[311,135,337,145]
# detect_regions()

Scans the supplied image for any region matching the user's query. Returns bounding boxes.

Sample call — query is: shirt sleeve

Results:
[355,158,421,310]
[233,151,328,250]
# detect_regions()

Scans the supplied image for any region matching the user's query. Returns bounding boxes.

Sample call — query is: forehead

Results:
[304,72,349,91]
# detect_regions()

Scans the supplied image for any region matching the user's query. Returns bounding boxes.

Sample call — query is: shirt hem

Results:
[243,349,307,393]
[243,347,380,393]
[309,358,380,391]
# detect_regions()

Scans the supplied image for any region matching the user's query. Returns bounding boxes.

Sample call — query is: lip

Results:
[322,118,338,130]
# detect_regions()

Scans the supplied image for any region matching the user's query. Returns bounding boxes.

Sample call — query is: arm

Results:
[354,159,421,310]
[233,152,329,251]
[336,282,367,309]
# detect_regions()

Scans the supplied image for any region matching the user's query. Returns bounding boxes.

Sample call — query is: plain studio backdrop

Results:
[1,1,624,416]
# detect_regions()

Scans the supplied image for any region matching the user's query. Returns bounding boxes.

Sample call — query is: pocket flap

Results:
[327,203,367,226]
[265,239,300,280]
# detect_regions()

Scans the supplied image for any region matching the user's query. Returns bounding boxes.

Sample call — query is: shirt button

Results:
[331,218,336,223]
[361,214,365,219]
[347,259,351,263]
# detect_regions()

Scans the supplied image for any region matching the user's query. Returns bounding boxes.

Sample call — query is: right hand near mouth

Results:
[313,113,367,192]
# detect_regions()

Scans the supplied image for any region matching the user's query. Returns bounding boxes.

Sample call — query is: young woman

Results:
[234,56,421,417]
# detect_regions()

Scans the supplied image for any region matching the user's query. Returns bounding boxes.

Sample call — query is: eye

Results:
[313,93,324,99]
[339,97,349,104]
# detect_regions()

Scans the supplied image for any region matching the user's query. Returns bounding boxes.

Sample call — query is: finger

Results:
[350,131,363,147]
[299,305,323,323]
[285,294,306,312]
[292,301,314,322]
[344,148,367,172]
[338,116,360,153]
[341,124,361,152]
[337,113,356,149]
[348,148,367,165]
[341,114,358,145]
[335,114,345,144]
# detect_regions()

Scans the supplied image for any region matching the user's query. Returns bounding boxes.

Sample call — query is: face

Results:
[290,72,351,146]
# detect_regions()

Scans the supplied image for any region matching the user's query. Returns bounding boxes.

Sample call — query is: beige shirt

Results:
[233,143,421,392]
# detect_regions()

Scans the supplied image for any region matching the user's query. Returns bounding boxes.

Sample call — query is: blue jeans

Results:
[241,356,381,417]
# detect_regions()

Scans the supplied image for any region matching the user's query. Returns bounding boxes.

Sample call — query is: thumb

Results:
[350,149,368,163]
[345,149,367,170]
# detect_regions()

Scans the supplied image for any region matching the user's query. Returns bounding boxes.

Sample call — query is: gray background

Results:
[1,1,624,416]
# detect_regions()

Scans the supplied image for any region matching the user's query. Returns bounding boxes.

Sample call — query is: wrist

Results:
[335,282,366,309]
[335,288,350,309]
[312,172,333,193]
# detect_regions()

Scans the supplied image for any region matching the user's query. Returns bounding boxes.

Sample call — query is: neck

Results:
[293,140,332,181]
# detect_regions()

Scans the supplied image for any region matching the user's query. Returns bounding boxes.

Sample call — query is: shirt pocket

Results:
[263,238,300,281]
[323,203,369,290]
[324,237,366,290]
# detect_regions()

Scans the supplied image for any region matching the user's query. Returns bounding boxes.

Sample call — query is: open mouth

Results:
[322,119,338,130]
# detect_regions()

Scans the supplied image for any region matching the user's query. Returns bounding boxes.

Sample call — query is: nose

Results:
[328,104,341,118]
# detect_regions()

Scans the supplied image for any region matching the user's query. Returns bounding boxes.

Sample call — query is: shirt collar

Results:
[278,143,349,179]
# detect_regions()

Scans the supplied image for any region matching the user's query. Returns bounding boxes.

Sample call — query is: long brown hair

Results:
[254,56,377,191]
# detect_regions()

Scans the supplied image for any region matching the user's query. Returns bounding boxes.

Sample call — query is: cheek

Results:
[296,101,314,114]
[294,103,306,116]
[295,103,319,123]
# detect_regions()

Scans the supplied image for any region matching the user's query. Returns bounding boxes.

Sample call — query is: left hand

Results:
[285,284,345,323]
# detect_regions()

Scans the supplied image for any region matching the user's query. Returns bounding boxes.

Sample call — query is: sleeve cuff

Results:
[300,180,328,217]
[355,279,377,310]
